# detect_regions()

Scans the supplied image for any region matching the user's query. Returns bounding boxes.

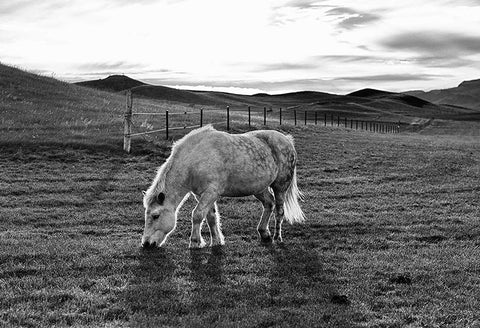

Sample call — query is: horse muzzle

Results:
[141,240,158,249]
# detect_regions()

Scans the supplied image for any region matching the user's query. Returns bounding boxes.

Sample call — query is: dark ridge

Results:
[272,91,332,99]
[347,88,394,98]
[252,93,270,97]
[131,85,217,105]
[75,75,146,92]
[458,79,480,88]
[392,94,431,108]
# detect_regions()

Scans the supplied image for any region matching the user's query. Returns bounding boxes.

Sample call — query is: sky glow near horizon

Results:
[1,0,480,94]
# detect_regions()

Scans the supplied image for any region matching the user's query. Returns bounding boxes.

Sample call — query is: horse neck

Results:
[163,163,189,209]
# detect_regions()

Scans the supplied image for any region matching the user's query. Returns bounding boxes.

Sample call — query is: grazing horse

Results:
[141,125,305,249]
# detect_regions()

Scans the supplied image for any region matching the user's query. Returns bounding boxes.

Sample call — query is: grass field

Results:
[1,64,480,327]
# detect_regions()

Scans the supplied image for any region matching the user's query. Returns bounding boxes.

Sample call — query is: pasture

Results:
[1,64,480,327]
[1,122,480,327]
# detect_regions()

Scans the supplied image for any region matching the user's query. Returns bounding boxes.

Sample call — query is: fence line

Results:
[123,92,402,153]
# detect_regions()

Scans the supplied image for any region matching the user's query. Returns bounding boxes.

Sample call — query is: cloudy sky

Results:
[1,0,480,94]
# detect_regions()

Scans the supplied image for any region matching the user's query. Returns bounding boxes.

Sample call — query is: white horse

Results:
[141,125,305,249]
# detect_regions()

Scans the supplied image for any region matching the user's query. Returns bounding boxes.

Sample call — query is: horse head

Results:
[141,192,176,248]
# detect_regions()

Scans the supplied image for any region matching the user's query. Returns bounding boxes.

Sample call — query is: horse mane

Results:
[143,124,216,207]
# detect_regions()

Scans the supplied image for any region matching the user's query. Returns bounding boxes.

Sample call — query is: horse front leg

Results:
[254,189,275,243]
[190,189,218,249]
[206,202,225,247]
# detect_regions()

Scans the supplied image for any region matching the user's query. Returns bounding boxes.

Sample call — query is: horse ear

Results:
[157,192,165,205]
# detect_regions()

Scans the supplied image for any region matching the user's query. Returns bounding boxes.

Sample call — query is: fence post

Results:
[356,120,358,130]
[165,110,169,140]
[294,110,297,125]
[200,109,203,127]
[344,117,347,128]
[350,119,353,129]
[331,114,334,126]
[337,116,340,127]
[279,107,282,125]
[264,107,267,125]
[304,111,307,125]
[123,90,133,153]
[248,106,251,128]
[324,113,327,126]
[227,106,230,131]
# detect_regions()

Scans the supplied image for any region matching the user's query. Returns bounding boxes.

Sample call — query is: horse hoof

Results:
[189,240,206,249]
[261,235,273,244]
[210,240,225,247]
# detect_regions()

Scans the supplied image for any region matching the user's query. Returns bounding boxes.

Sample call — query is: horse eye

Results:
[151,214,160,220]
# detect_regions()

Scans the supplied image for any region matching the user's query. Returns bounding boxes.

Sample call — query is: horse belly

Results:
[221,144,278,197]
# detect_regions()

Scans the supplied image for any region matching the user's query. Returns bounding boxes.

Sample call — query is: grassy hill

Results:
[0,64,200,150]
[75,75,480,124]
[75,75,146,92]
[1,62,480,327]
[407,78,480,110]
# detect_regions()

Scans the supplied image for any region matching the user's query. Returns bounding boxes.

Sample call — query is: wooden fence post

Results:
[227,106,230,131]
[123,90,133,153]
[200,109,203,127]
[344,117,347,128]
[324,113,327,126]
[264,107,266,125]
[315,111,317,125]
[248,106,251,127]
[337,116,340,127]
[165,110,169,140]
[304,111,307,125]
[294,110,297,125]
[279,107,282,125]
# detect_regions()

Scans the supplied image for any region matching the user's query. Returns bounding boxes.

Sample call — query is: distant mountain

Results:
[75,75,146,92]
[407,79,480,110]
[74,75,480,122]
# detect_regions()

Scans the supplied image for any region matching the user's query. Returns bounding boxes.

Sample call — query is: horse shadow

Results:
[188,246,225,312]
[267,239,363,326]
[189,246,224,284]
[122,247,178,322]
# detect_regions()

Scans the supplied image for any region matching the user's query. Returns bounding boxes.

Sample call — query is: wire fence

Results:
[123,90,401,153]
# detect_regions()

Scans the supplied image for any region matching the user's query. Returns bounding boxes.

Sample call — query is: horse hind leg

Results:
[254,189,275,243]
[272,190,285,242]
[206,202,225,247]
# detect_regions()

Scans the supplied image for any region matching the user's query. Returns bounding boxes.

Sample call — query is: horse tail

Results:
[283,166,306,224]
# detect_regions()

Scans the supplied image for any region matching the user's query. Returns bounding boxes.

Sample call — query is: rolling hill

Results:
[75,75,146,92]
[407,79,480,110]
[74,75,480,122]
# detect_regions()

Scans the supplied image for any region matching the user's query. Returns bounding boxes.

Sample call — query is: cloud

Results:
[281,0,328,10]
[75,61,145,72]
[382,32,480,56]
[253,62,319,72]
[326,6,381,30]
[315,55,384,63]
[442,0,480,6]
[409,55,475,68]
[0,0,34,16]
[334,73,444,82]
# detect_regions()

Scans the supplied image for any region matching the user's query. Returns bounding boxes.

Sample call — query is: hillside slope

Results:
[75,75,146,92]
[75,75,476,122]
[0,63,177,148]
[407,79,480,110]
